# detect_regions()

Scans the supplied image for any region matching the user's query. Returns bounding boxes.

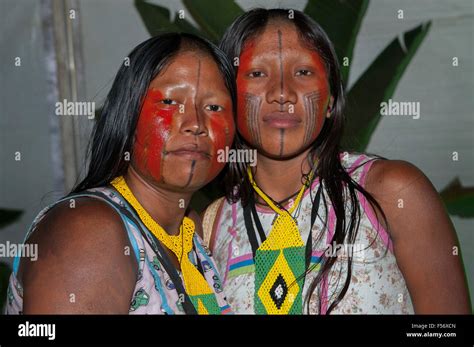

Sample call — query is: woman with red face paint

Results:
[202,9,470,314]
[6,33,236,314]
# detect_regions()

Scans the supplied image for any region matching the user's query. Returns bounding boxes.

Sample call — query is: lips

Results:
[166,143,211,160]
[262,112,301,128]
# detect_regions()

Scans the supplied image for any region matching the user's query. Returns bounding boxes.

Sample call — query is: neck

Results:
[124,167,192,235]
[252,148,314,204]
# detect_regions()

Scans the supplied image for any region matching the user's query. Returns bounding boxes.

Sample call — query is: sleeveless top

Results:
[5,186,232,315]
[209,152,414,314]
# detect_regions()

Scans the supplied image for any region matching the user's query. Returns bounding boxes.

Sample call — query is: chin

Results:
[257,143,306,160]
[166,174,209,192]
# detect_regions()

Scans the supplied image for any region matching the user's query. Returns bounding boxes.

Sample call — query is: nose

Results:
[265,74,298,108]
[180,103,208,137]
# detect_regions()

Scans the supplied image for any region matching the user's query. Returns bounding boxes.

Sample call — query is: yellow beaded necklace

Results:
[248,167,314,314]
[111,176,220,314]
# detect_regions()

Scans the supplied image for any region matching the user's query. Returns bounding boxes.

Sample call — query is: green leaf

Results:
[304,0,369,83]
[183,0,244,42]
[135,0,179,35]
[0,209,23,229]
[440,178,474,218]
[342,21,431,151]
[135,0,205,38]
[172,15,204,38]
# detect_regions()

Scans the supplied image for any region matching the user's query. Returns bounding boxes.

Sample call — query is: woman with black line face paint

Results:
[7,33,236,315]
[202,8,470,315]
[235,21,332,160]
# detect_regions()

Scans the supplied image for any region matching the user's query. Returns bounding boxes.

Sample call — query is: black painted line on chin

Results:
[279,128,285,157]
[184,159,196,188]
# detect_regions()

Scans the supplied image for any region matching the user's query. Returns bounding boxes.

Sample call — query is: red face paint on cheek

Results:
[207,113,234,180]
[236,41,256,142]
[133,89,176,182]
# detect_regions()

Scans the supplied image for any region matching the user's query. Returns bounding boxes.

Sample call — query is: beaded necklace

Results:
[111,176,220,314]
[246,167,318,314]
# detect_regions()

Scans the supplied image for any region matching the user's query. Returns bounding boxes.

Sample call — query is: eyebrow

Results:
[199,90,231,100]
[149,83,230,99]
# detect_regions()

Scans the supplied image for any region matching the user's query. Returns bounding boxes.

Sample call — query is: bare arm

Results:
[366,160,471,314]
[19,198,138,314]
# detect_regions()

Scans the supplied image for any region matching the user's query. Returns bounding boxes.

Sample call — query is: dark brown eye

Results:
[206,105,223,112]
[161,99,177,105]
[249,71,265,78]
[296,69,312,76]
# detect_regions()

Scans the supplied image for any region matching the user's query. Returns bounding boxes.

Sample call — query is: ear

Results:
[326,96,334,118]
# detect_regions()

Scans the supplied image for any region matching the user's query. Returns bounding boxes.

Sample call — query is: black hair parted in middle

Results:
[73,32,236,193]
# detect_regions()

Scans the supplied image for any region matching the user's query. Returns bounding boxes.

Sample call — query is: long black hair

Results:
[72,33,236,193]
[219,8,388,314]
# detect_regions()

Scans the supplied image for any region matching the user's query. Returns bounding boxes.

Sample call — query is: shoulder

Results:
[365,159,434,197]
[363,161,470,313]
[364,159,444,241]
[28,196,130,254]
[20,196,137,313]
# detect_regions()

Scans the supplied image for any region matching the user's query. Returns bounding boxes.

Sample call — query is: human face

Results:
[236,22,332,159]
[132,51,235,191]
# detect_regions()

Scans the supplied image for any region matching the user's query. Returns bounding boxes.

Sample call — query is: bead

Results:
[110,176,221,314]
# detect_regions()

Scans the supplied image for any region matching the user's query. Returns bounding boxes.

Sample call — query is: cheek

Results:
[304,55,331,141]
[236,100,251,140]
[236,77,252,140]
[236,44,258,141]
[208,114,234,179]
[236,83,263,147]
[133,92,175,181]
[301,91,329,147]
[311,89,330,137]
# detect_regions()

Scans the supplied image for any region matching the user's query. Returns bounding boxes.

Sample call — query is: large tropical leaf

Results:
[440,178,474,218]
[304,0,369,83]
[134,0,202,37]
[183,0,244,42]
[342,22,431,151]
[135,0,176,35]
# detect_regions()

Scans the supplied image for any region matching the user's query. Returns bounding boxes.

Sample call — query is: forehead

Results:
[243,22,312,56]
[149,51,225,88]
